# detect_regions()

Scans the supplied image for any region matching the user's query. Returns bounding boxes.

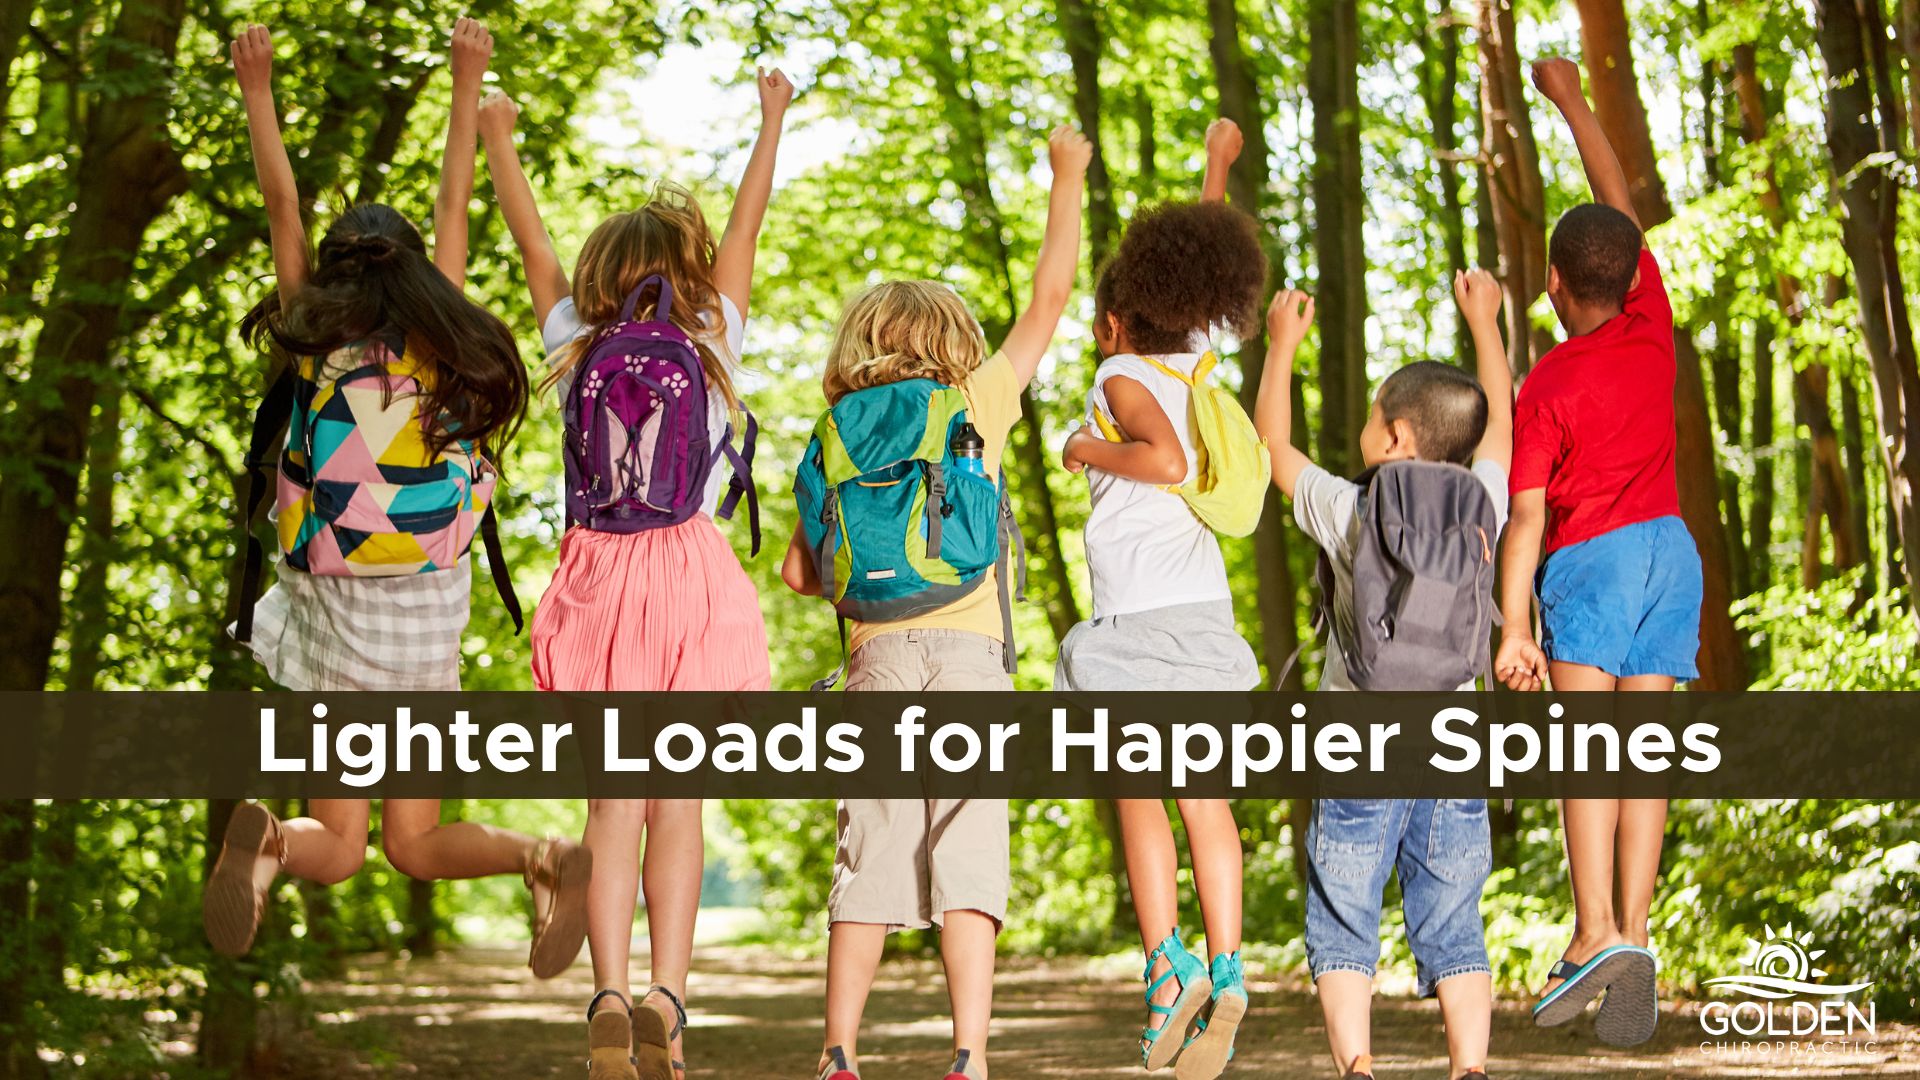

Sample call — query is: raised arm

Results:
[1253,290,1317,498]
[1061,378,1187,485]
[1531,58,1640,233]
[231,26,309,302]
[478,92,571,329]
[998,125,1091,387]
[1455,268,1512,469]
[1200,118,1243,203]
[434,17,492,288]
[712,67,794,320]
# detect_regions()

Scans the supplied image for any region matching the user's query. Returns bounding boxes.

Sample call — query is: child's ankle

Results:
[818,1045,857,1078]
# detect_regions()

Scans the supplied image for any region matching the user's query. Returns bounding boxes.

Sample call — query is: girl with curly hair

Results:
[1057,119,1269,1080]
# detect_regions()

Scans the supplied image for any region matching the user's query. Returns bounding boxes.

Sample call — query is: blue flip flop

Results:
[1532,945,1656,1029]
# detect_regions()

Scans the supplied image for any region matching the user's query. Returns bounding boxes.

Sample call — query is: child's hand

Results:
[1453,268,1503,326]
[230,25,274,99]
[1062,425,1100,474]
[1049,124,1093,177]
[478,91,519,143]
[1267,289,1315,351]
[1495,634,1550,691]
[1530,57,1583,104]
[758,66,795,120]
[450,17,493,86]
[1205,118,1244,166]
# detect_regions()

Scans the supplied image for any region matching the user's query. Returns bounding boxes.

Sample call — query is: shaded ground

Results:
[263,944,1920,1079]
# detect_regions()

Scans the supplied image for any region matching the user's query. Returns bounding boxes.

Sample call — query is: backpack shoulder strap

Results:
[479,502,524,634]
[231,367,298,643]
[715,410,762,556]
[994,485,1028,675]
[1136,354,1196,386]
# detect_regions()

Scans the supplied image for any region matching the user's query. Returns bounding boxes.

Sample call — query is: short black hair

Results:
[1095,201,1268,354]
[1377,360,1488,465]
[1548,203,1643,305]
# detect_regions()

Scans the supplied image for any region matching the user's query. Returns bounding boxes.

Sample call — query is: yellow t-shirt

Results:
[847,351,1023,654]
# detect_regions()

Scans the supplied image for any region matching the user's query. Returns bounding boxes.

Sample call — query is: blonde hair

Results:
[822,280,988,403]
[541,183,738,408]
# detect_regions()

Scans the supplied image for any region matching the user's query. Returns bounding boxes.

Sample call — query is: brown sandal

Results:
[634,984,687,1080]
[588,989,639,1080]
[527,836,593,978]
[202,801,284,957]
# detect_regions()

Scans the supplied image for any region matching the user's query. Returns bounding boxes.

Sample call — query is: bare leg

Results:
[1613,774,1669,949]
[1117,799,1183,1051]
[1317,970,1374,1076]
[586,799,647,1000]
[641,799,704,1066]
[1176,798,1243,957]
[820,921,888,1074]
[1435,971,1492,1079]
[1544,797,1627,994]
[380,799,538,880]
[941,909,998,1078]
[278,798,371,886]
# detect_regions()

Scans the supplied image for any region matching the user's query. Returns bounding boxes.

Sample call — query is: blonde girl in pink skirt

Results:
[479,70,792,1080]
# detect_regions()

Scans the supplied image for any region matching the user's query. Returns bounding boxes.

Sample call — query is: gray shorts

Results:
[1054,600,1261,691]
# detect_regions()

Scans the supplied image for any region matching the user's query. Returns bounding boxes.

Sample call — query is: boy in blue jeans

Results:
[1254,269,1510,1080]
[1493,58,1700,1048]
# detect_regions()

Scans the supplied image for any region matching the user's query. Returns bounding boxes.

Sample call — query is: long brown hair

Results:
[241,203,528,459]
[541,183,738,408]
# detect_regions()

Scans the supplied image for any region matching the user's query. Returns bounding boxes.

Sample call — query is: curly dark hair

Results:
[1095,201,1269,355]
[1548,203,1643,305]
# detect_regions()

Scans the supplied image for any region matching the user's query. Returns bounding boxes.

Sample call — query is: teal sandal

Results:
[1176,952,1246,1080]
[1141,930,1213,1071]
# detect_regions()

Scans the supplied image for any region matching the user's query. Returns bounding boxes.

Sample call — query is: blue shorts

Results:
[1536,515,1702,680]
[1304,799,1492,998]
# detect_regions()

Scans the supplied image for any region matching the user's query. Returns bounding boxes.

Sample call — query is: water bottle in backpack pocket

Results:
[560,274,760,551]
[792,378,1026,688]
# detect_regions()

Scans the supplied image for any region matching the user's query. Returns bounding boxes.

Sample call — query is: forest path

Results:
[269,944,1920,1079]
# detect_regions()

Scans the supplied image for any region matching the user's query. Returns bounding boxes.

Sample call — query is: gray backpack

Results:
[1311,460,1501,689]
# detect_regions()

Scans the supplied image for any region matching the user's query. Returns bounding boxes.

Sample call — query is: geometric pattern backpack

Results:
[231,331,521,641]
[561,275,759,551]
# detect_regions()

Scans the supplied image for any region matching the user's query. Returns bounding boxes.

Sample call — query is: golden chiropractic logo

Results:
[1699,926,1877,1058]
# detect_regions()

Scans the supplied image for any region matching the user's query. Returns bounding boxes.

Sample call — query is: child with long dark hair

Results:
[205,21,589,982]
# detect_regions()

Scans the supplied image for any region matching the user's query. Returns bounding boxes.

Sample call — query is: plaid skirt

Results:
[233,561,470,691]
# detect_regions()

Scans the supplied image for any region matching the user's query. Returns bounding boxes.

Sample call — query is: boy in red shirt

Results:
[1493,58,1701,1048]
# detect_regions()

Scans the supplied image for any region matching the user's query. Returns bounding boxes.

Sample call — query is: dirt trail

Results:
[266,945,1919,1078]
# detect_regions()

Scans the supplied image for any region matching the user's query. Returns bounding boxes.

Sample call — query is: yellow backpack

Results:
[1091,351,1271,537]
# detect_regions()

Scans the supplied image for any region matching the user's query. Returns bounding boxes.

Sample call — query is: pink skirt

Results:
[531,516,771,692]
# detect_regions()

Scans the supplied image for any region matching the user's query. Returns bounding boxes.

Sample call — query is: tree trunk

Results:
[1055,0,1116,271]
[1795,364,1858,584]
[1134,90,1157,191]
[0,798,39,1080]
[1208,0,1303,691]
[1750,318,1776,591]
[1476,0,1548,375]
[1425,0,1471,360]
[924,22,1082,644]
[0,0,35,147]
[1698,33,1751,599]
[1840,370,1880,599]
[1575,0,1748,688]
[0,0,189,693]
[1816,0,1920,633]
[1308,0,1367,477]
[65,391,120,689]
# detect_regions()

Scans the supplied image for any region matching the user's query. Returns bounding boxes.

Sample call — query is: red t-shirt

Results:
[1510,248,1680,553]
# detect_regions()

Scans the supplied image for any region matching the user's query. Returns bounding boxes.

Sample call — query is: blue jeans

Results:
[1537,515,1702,679]
[1305,799,1492,998]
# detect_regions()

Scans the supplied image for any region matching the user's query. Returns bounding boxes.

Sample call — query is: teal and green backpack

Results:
[793,378,1026,688]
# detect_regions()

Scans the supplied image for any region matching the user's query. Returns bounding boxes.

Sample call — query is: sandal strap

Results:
[1142,928,1185,982]
[586,987,631,1023]
[1547,959,1581,980]
[644,983,688,1039]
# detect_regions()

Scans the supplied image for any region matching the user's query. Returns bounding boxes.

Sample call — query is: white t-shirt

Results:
[1080,353,1233,618]
[1293,457,1510,691]
[541,293,747,518]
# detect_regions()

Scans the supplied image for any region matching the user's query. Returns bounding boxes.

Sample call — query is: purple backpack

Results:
[562,275,760,552]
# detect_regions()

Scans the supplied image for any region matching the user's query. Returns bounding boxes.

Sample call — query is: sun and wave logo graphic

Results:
[1703,925,1874,1000]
